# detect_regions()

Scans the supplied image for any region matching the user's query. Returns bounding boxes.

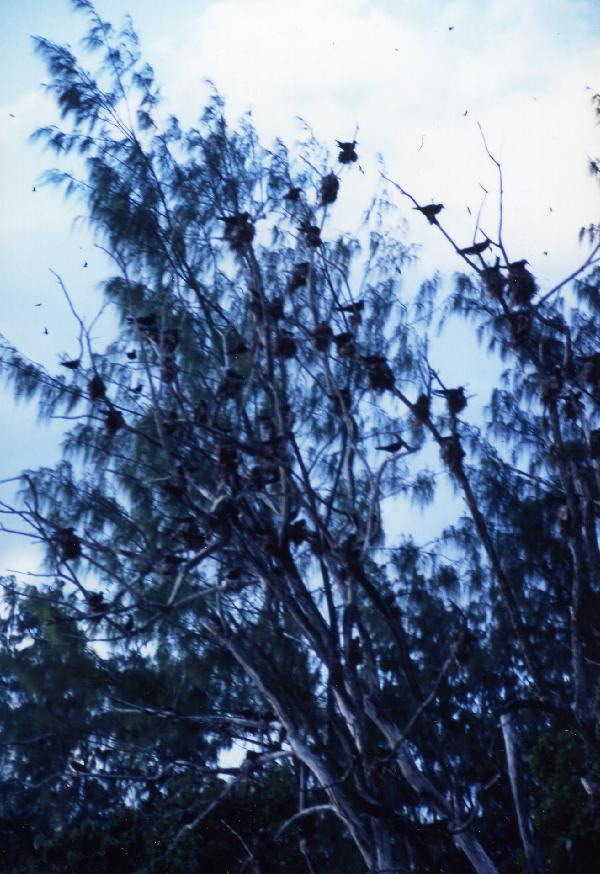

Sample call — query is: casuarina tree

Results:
[1,3,599,871]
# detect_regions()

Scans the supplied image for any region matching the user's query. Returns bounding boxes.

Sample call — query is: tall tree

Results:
[1,3,599,871]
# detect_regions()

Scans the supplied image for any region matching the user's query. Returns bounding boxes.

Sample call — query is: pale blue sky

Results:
[1,0,599,571]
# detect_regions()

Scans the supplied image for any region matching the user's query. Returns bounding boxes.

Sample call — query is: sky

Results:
[0,0,599,574]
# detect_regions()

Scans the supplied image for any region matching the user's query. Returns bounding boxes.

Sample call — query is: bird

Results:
[289,261,310,291]
[126,349,137,360]
[413,393,430,422]
[55,527,82,561]
[60,358,80,370]
[459,239,490,256]
[434,386,467,415]
[336,140,358,164]
[88,374,106,401]
[285,186,302,202]
[105,409,125,434]
[376,436,411,453]
[300,222,322,248]
[414,203,444,225]
[336,301,364,314]
[320,172,339,206]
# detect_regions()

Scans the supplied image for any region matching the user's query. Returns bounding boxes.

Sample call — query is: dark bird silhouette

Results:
[320,172,339,206]
[440,435,465,472]
[376,436,411,452]
[218,369,244,399]
[83,261,88,268]
[482,258,506,299]
[289,261,310,291]
[459,239,490,256]
[55,527,82,561]
[88,374,106,401]
[275,331,298,359]
[363,356,395,392]
[313,323,333,351]
[434,386,467,415]
[507,259,537,305]
[579,353,600,384]
[414,203,444,224]
[413,393,430,422]
[126,349,137,360]
[222,212,255,251]
[60,358,80,370]
[300,222,322,248]
[285,186,302,202]
[508,310,532,347]
[105,409,125,434]
[337,140,358,164]
[134,313,157,329]
[336,301,364,314]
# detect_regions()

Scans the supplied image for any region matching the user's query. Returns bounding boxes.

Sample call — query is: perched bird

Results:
[434,386,467,415]
[60,358,80,370]
[459,239,490,256]
[363,355,395,392]
[275,330,298,359]
[482,259,506,299]
[289,261,310,292]
[320,172,339,206]
[222,212,255,251]
[507,260,537,305]
[105,408,125,434]
[55,527,82,561]
[126,349,137,360]
[376,436,411,453]
[285,186,302,202]
[414,203,444,225]
[88,374,106,401]
[313,323,333,351]
[336,301,364,314]
[337,140,358,164]
[300,222,322,248]
[439,435,465,472]
[413,393,431,422]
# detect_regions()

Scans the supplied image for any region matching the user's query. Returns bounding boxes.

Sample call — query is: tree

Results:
[1,3,599,871]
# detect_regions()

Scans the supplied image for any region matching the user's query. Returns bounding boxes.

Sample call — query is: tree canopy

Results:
[1,2,599,872]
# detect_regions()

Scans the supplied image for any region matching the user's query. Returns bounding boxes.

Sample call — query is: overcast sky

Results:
[1,0,599,573]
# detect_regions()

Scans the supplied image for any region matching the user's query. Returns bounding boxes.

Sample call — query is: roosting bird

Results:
[88,374,106,402]
[222,212,255,251]
[60,358,80,370]
[337,140,358,164]
[459,239,490,256]
[414,203,444,224]
[376,436,411,453]
[507,259,537,305]
[336,301,364,314]
[434,386,467,415]
[285,186,302,202]
[300,222,322,248]
[320,172,339,206]
[289,261,310,292]
[55,527,82,561]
